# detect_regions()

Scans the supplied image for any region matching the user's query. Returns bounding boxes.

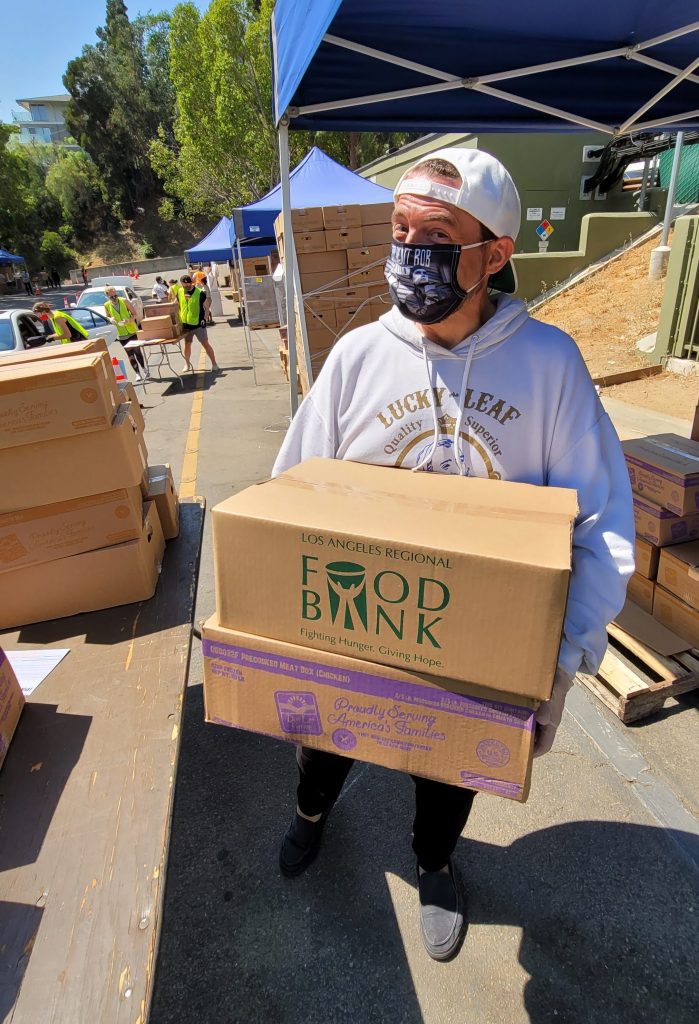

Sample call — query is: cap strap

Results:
[394,176,461,206]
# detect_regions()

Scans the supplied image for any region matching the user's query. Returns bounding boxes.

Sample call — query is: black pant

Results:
[24,282,32,295]
[296,746,476,872]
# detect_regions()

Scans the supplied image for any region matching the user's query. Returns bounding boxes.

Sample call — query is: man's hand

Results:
[534,668,574,757]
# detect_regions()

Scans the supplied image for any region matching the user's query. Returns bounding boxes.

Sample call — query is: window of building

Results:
[29,104,47,121]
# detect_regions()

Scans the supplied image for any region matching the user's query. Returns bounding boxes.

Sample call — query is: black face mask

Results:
[385,240,487,325]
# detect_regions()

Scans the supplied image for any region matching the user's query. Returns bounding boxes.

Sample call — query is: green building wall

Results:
[360,131,640,254]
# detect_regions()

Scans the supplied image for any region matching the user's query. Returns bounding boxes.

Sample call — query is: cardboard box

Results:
[118,380,145,434]
[325,227,363,251]
[350,264,388,286]
[626,572,655,614]
[282,230,327,256]
[334,305,373,331]
[0,352,119,450]
[242,257,269,277]
[304,308,337,331]
[635,536,660,579]
[360,202,395,226]
[0,649,25,772]
[623,434,699,515]
[296,321,336,354]
[275,208,325,235]
[362,223,392,246]
[0,337,108,368]
[347,244,391,271]
[0,501,165,630]
[305,286,368,313]
[202,618,537,801]
[145,302,180,326]
[0,403,147,514]
[297,249,348,277]
[212,459,577,701]
[322,204,362,229]
[298,269,344,295]
[0,486,143,572]
[266,251,280,275]
[657,541,699,611]
[146,464,179,540]
[653,585,699,648]
[138,315,179,339]
[633,494,699,547]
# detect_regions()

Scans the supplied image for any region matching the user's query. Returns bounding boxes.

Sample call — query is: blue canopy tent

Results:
[0,248,25,264]
[232,146,392,387]
[185,216,275,264]
[271,0,699,411]
[232,146,392,241]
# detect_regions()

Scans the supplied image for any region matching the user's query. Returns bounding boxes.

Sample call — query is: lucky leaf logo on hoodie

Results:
[300,555,450,648]
[376,386,521,477]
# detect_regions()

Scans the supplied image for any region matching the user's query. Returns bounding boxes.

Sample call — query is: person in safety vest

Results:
[177,274,220,373]
[38,300,89,343]
[104,286,148,379]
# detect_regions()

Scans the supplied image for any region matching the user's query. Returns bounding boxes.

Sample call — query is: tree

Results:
[63,1,176,216]
[0,127,64,267]
[45,152,115,244]
[156,0,418,218]
[39,231,76,275]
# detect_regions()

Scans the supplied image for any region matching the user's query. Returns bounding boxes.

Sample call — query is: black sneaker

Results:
[279,808,331,878]
[417,860,466,961]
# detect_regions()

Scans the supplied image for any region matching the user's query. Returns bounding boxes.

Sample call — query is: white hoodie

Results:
[273,294,635,677]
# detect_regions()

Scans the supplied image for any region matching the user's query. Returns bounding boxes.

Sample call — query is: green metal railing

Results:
[653,216,699,362]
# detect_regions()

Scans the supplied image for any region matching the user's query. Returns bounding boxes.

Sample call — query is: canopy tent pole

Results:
[279,119,299,415]
[292,247,315,393]
[649,130,685,279]
[236,236,259,384]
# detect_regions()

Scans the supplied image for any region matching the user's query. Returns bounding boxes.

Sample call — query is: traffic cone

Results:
[33,283,42,295]
[64,296,70,308]
[134,269,140,280]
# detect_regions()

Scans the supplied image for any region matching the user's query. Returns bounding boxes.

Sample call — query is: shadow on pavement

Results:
[151,681,699,1024]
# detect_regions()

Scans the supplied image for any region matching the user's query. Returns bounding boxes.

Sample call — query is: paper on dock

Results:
[5,649,70,697]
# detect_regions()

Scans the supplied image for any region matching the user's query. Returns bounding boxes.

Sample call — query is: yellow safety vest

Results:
[178,287,203,326]
[52,310,89,342]
[105,297,137,338]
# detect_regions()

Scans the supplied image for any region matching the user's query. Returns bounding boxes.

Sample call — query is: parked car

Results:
[75,285,144,326]
[0,308,119,356]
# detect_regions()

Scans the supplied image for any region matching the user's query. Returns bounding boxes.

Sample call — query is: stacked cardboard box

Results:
[274,202,393,392]
[203,458,577,802]
[0,343,180,629]
[138,302,182,342]
[623,433,699,638]
[0,649,24,771]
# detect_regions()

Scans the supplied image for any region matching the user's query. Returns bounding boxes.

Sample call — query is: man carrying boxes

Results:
[266,147,635,959]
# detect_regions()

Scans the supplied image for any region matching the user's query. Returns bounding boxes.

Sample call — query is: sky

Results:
[0,0,208,121]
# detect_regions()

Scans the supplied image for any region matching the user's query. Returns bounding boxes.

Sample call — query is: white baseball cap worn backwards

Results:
[394,147,522,294]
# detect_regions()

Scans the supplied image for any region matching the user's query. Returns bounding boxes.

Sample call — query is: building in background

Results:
[359,132,648,254]
[10,95,77,147]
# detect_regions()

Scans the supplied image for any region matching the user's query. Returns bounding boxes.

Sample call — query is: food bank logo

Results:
[301,556,450,647]
[326,561,368,630]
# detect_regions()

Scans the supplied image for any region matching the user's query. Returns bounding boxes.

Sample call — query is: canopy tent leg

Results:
[236,237,259,385]
[279,119,299,416]
[649,131,685,279]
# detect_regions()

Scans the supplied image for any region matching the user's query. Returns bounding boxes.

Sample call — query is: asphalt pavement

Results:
[8,278,697,1022]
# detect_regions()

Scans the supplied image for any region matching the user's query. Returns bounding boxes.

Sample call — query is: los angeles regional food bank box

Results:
[203,619,538,801]
[212,459,577,702]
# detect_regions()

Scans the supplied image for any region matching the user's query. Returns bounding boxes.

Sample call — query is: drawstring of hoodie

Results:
[412,336,478,475]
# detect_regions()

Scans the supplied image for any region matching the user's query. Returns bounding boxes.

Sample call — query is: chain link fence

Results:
[659,141,699,204]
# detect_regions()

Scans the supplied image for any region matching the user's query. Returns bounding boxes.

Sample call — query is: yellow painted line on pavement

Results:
[179,347,207,499]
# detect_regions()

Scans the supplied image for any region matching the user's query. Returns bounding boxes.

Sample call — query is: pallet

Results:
[578,620,699,723]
